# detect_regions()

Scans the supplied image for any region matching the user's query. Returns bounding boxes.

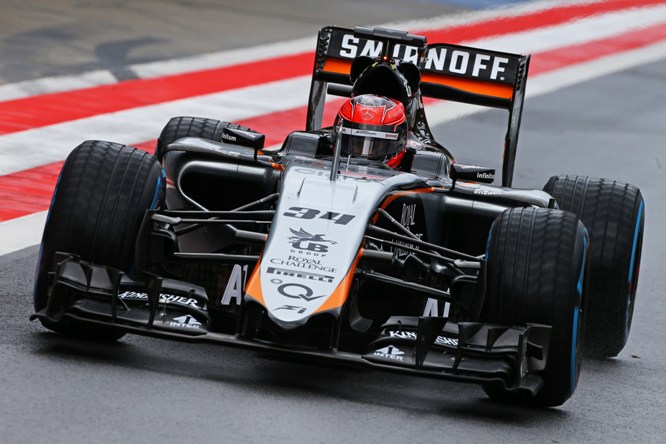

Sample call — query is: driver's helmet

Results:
[336,94,407,162]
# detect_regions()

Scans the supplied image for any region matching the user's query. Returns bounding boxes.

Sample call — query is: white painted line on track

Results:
[424,40,666,125]
[0,211,46,257]
[0,76,312,176]
[465,4,666,53]
[134,0,597,79]
[525,39,666,97]
[392,0,605,33]
[0,70,119,102]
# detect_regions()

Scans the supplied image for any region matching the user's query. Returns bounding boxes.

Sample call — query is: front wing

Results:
[32,255,552,396]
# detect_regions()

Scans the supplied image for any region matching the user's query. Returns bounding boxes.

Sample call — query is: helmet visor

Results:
[339,127,401,159]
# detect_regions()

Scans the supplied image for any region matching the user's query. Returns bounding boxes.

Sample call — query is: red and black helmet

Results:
[336,94,407,161]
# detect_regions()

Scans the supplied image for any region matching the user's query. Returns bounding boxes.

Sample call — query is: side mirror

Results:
[450,163,495,184]
[221,126,265,150]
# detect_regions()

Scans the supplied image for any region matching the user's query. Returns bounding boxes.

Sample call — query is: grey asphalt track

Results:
[0,0,461,83]
[2,1,666,443]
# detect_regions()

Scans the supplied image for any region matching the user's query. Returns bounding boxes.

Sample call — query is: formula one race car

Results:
[32,26,645,407]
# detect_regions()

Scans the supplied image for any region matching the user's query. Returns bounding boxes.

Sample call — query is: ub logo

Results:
[288,228,337,253]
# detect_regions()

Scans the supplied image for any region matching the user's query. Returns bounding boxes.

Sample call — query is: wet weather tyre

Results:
[34,140,163,341]
[156,116,224,161]
[544,175,644,358]
[155,116,256,161]
[481,207,589,407]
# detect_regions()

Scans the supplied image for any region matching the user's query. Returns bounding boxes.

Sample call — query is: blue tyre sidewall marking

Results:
[625,199,644,336]
[571,230,588,391]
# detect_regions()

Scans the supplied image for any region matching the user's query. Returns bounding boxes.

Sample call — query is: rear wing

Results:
[306,26,530,187]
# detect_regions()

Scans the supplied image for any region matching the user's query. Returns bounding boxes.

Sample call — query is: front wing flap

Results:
[32,256,551,395]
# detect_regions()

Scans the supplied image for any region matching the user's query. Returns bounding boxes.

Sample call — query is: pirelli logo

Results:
[266,267,334,283]
[326,32,519,85]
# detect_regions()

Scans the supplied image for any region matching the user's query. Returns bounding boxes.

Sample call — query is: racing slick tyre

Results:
[34,140,163,341]
[155,116,256,161]
[544,175,644,358]
[481,207,589,407]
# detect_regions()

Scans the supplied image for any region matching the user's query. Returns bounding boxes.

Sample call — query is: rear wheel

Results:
[481,207,588,407]
[155,116,257,161]
[544,175,644,358]
[34,140,163,341]
[156,116,225,161]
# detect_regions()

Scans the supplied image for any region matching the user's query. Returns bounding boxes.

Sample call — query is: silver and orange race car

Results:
[32,26,644,407]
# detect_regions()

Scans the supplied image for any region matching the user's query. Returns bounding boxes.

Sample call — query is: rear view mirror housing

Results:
[450,163,496,184]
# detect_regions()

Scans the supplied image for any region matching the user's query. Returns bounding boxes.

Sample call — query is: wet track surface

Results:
[2,1,666,443]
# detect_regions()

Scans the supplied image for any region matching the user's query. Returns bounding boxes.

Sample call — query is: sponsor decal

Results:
[473,188,503,196]
[293,167,384,183]
[288,228,336,254]
[476,172,494,180]
[424,47,510,81]
[373,345,405,361]
[388,330,418,340]
[423,298,451,318]
[293,167,329,176]
[283,206,355,226]
[276,282,324,302]
[275,305,307,314]
[400,203,416,227]
[267,266,334,283]
[269,256,337,273]
[221,133,237,142]
[340,127,399,140]
[414,120,435,145]
[170,314,202,329]
[329,33,517,83]
[217,149,241,158]
[361,108,375,120]
[391,203,422,258]
[388,330,458,347]
[119,291,202,309]
[339,35,385,59]
[392,233,423,258]
[436,336,458,347]
[220,264,248,306]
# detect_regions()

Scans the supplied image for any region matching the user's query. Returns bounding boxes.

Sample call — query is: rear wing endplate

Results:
[306,26,530,187]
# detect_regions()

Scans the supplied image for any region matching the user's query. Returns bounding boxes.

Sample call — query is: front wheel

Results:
[481,207,589,407]
[34,140,163,341]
